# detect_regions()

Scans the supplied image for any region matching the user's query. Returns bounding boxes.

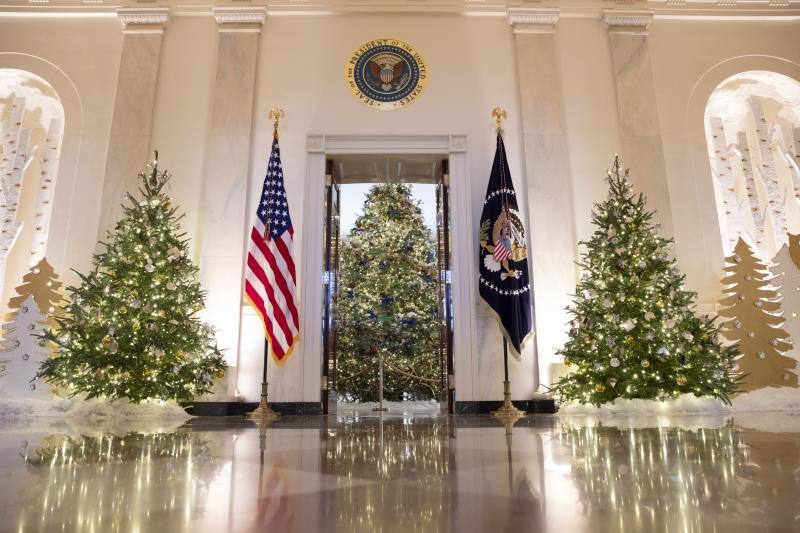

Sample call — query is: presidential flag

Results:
[245,137,300,364]
[478,132,533,359]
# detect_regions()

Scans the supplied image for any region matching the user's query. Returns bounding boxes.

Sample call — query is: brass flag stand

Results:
[489,107,525,420]
[247,107,286,422]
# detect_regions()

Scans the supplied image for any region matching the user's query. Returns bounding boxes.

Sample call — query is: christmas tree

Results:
[37,154,226,403]
[0,258,62,397]
[553,157,739,405]
[336,184,440,402]
[720,238,798,391]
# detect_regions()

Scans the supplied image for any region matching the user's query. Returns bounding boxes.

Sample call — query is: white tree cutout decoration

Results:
[774,239,800,370]
[0,294,52,397]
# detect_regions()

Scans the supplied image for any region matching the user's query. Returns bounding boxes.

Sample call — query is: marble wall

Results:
[0,6,798,404]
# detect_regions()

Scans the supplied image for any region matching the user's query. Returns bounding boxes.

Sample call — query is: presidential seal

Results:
[346,39,428,110]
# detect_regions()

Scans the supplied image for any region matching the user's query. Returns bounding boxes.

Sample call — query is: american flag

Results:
[245,137,300,364]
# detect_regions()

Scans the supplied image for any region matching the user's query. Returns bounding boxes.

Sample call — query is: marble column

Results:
[199,7,266,397]
[507,9,576,389]
[97,8,170,239]
[603,10,673,235]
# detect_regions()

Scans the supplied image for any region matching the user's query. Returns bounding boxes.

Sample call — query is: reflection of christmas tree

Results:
[19,431,221,531]
[337,184,439,401]
[719,238,799,391]
[37,156,226,402]
[0,258,62,397]
[558,423,750,531]
[320,418,452,531]
[554,158,739,405]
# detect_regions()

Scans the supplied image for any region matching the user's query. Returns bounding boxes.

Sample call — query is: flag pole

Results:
[248,107,286,422]
[490,107,524,420]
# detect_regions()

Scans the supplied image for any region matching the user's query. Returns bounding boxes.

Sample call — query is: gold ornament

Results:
[595,383,606,393]
[119,306,128,315]
[563,357,573,366]
[641,358,650,368]
[676,374,687,386]
[132,321,141,332]
[624,335,633,345]
[102,335,113,348]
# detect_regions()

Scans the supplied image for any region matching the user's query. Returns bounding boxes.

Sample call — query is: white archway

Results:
[0,53,84,296]
[0,67,65,312]
[704,71,800,260]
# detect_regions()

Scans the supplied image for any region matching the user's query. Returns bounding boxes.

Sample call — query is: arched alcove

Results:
[0,68,65,309]
[704,71,800,260]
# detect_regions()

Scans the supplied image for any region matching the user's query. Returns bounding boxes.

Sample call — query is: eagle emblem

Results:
[369,53,406,91]
[346,39,428,110]
[480,209,527,280]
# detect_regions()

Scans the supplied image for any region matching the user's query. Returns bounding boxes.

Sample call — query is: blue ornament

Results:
[423,273,433,282]
[379,260,390,270]
[381,296,395,307]
[368,310,378,320]
[657,347,669,357]
[357,258,368,267]
[346,288,355,299]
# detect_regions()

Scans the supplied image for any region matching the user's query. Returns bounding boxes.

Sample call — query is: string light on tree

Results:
[36,154,226,402]
[553,156,739,405]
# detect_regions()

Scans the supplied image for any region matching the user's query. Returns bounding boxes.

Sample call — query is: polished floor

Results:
[1,409,799,532]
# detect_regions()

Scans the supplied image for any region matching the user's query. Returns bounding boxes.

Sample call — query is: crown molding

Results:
[603,9,654,33]
[212,6,267,26]
[116,7,170,26]
[0,2,798,21]
[506,7,559,25]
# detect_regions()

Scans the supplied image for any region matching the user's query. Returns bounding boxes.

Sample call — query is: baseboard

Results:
[185,399,555,416]
[454,399,556,414]
[185,401,322,416]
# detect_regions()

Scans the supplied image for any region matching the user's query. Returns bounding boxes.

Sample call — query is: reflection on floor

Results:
[0,411,798,532]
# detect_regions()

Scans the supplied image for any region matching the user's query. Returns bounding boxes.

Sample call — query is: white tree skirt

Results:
[559,387,800,416]
[0,391,191,433]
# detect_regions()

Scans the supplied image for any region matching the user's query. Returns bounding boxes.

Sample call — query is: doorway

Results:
[321,155,454,414]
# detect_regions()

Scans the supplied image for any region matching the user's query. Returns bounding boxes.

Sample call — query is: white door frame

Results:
[299,134,480,404]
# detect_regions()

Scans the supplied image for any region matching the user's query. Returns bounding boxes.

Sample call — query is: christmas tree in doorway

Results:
[336,184,440,402]
[553,157,739,405]
[37,154,226,403]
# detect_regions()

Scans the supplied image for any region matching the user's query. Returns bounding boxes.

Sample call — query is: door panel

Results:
[322,161,341,415]
[437,159,455,414]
